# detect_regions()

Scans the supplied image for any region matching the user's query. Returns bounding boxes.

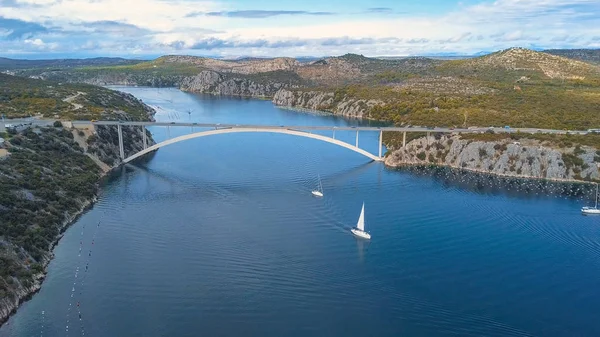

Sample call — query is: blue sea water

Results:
[1,87,600,337]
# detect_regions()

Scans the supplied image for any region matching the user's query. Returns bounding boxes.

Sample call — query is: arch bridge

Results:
[67,121,500,164]
[123,126,383,163]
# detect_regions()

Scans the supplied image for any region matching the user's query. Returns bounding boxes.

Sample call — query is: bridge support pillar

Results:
[142,126,147,150]
[402,131,406,148]
[378,130,383,158]
[332,129,335,139]
[117,124,125,160]
[355,130,359,147]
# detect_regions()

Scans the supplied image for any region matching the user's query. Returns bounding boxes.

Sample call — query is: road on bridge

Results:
[1,118,593,135]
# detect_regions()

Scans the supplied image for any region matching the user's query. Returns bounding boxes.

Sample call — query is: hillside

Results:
[0,73,155,120]
[0,75,155,324]
[274,49,600,130]
[438,47,600,81]
[544,49,600,65]
[0,57,142,71]
[5,48,600,130]
[384,132,600,182]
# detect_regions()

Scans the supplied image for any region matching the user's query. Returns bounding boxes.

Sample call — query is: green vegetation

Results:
[321,74,600,131]
[0,73,154,120]
[0,57,142,71]
[0,128,101,301]
[460,132,600,149]
[4,48,600,132]
[303,49,600,131]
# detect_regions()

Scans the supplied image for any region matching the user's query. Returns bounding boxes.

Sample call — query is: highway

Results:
[0,118,593,135]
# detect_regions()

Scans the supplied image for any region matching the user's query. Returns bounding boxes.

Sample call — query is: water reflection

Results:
[355,238,368,263]
[392,166,596,202]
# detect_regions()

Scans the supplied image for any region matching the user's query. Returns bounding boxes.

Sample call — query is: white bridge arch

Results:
[123,127,383,164]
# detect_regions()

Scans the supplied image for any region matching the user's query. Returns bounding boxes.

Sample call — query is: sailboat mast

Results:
[595,183,598,208]
[319,175,323,192]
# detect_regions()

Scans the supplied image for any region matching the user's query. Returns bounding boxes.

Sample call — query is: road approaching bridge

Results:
[1,119,592,164]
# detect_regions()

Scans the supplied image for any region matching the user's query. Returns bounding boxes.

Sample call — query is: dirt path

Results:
[63,91,86,110]
[71,130,111,173]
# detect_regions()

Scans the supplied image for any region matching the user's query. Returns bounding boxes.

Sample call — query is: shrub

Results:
[562,153,584,170]
[53,121,63,128]
[416,151,426,160]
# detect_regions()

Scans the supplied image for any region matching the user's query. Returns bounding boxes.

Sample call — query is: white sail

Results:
[356,203,365,231]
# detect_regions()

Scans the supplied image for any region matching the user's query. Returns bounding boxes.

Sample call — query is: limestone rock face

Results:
[180,71,287,97]
[385,135,599,181]
[272,88,383,118]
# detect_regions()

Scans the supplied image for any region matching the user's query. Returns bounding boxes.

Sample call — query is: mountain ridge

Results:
[3,47,600,130]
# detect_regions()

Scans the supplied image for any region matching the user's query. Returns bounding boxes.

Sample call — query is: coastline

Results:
[0,150,129,327]
[1,87,597,328]
[384,161,595,185]
[0,193,100,327]
[0,149,156,327]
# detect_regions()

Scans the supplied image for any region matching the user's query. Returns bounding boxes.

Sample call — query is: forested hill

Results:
[3,48,600,130]
[0,73,155,120]
[0,57,142,70]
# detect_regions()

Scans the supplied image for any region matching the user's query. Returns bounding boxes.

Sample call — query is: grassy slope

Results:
[323,49,600,130]
[0,73,153,120]
[0,57,143,70]
[4,48,600,131]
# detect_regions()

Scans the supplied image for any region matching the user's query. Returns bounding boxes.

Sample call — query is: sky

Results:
[0,0,599,59]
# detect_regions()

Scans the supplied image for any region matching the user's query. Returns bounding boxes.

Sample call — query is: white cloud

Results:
[0,0,599,56]
[24,38,44,45]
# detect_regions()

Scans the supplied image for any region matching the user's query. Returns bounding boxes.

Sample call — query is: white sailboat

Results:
[311,174,324,197]
[351,202,371,240]
[582,183,600,215]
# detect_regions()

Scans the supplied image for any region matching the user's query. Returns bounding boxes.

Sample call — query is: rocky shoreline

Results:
[272,88,382,119]
[0,121,154,327]
[0,142,155,327]
[384,134,600,182]
[0,196,97,326]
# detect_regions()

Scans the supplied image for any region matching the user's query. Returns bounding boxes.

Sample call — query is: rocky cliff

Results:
[385,135,600,181]
[179,70,291,97]
[35,71,186,88]
[272,88,384,118]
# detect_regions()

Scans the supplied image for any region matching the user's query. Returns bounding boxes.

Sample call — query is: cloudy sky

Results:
[0,0,599,59]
